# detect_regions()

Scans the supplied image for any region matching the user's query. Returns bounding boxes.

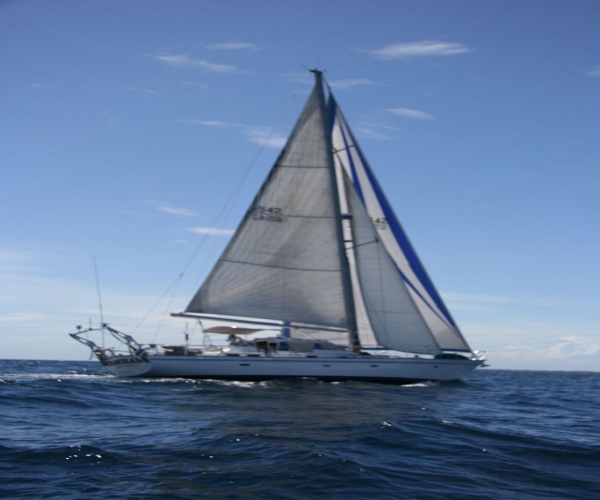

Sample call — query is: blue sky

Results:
[1,0,599,370]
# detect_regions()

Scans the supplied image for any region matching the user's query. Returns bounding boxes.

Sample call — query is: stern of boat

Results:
[69,324,152,378]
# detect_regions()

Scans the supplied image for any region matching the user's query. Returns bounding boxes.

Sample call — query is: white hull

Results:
[102,354,483,384]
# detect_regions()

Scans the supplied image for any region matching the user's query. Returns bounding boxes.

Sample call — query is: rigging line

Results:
[179,73,313,283]
[131,274,182,334]
[92,257,104,325]
[92,257,106,349]
[152,278,182,342]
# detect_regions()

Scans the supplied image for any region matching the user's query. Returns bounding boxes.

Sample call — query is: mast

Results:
[311,69,361,353]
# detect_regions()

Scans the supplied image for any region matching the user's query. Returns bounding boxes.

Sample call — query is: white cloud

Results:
[586,66,600,77]
[242,127,287,148]
[146,52,241,73]
[388,108,433,120]
[367,41,472,60]
[190,227,234,236]
[181,80,209,91]
[542,335,600,359]
[206,42,260,51]
[445,292,564,312]
[178,119,241,128]
[178,119,287,149]
[147,201,196,217]
[459,318,600,371]
[353,125,396,141]
[0,249,30,265]
[328,78,385,90]
[128,85,160,97]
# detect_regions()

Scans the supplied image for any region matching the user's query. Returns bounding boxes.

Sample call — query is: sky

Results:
[1,0,599,371]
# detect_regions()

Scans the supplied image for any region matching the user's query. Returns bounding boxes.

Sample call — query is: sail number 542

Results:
[251,206,283,222]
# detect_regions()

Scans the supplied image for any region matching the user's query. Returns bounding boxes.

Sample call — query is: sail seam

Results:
[278,164,329,169]
[219,259,342,273]
[264,214,335,220]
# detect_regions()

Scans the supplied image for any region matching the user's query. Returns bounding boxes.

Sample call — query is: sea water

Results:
[0,360,598,499]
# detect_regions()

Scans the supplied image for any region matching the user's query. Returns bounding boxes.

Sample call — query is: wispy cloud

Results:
[147,201,196,217]
[353,125,397,141]
[128,85,160,98]
[542,335,600,358]
[179,119,240,128]
[586,66,600,77]
[190,227,234,236]
[0,249,38,275]
[242,127,287,148]
[206,42,261,51]
[0,267,191,359]
[178,119,287,149]
[387,108,433,120]
[181,80,209,91]
[146,52,242,73]
[328,78,385,90]
[445,292,564,312]
[102,110,121,127]
[366,41,472,60]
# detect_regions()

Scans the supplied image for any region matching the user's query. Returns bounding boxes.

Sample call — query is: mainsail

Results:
[185,72,472,354]
[186,77,350,329]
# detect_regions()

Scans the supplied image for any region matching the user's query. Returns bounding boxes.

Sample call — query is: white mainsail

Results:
[329,95,471,352]
[186,80,350,329]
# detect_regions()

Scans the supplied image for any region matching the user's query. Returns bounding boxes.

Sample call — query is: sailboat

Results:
[71,70,486,383]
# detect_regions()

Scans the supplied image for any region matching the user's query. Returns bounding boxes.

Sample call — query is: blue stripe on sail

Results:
[337,111,458,330]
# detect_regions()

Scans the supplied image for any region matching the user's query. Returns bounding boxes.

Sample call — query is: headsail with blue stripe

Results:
[329,95,471,353]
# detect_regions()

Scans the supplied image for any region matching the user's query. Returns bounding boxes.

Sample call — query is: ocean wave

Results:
[1,362,599,500]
